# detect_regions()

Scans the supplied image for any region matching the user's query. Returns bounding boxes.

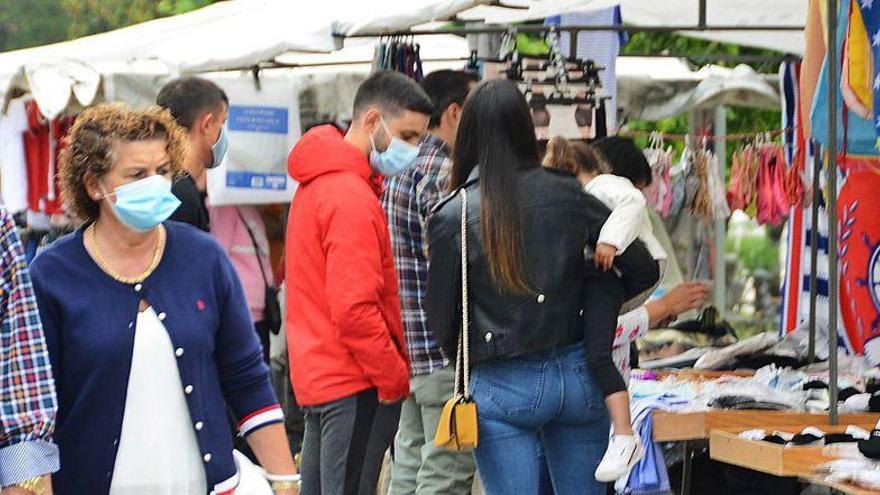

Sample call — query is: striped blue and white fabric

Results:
[545,6,627,132]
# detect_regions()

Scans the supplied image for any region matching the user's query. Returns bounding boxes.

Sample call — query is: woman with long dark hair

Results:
[426,79,658,493]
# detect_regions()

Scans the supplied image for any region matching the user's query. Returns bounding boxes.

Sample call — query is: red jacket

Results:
[285,125,409,406]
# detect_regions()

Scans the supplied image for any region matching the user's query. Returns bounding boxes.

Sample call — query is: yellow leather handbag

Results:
[434,189,478,452]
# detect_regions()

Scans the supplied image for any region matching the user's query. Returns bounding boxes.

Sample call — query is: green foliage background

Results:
[0,0,220,51]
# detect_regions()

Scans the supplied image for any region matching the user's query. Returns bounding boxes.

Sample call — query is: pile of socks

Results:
[801,380,880,414]
[827,417,880,490]
[738,426,870,447]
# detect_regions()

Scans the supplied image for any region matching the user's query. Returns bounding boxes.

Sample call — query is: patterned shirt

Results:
[612,306,650,385]
[0,207,59,486]
[382,134,453,376]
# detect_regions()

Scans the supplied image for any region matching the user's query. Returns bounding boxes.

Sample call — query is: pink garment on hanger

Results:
[756,145,789,226]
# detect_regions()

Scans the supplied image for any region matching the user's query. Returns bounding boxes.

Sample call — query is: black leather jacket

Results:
[426,166,658,364]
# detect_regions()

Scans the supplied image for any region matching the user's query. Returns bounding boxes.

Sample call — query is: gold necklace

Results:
[88,223,166,284]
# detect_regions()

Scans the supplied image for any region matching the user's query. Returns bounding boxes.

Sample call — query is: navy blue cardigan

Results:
[30,221,283,495]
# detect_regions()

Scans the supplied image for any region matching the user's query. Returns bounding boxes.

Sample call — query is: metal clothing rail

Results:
[621,128,789,142]
[340,23,804,60]
[343,23,806,38]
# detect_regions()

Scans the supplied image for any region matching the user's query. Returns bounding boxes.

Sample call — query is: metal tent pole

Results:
[826,0,839,426]
[714,105,727,315]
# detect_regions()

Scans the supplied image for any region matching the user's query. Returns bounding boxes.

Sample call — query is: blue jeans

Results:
[470,343,610,494]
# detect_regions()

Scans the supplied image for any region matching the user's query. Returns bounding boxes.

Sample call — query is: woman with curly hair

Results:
[28,103,298,495]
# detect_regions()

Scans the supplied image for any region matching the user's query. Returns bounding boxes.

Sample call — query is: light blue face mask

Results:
[102,175,182,232]
[210,125,229,169]
[369,117,419,176]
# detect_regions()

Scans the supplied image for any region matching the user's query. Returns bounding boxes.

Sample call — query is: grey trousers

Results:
[389,366,476,495]
[300,388,401,495]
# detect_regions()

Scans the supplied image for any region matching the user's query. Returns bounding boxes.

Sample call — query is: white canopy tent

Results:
[455,0,806,55]
[0,0,804,119]
[0,0,476,118]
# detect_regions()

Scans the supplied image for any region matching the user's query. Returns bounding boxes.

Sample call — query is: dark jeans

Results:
[471,343,610,495]
[584,253,660,397]
[300,388,401,495]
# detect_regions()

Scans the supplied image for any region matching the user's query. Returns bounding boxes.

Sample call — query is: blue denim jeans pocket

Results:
[571,361,609,418]
[472,359,545,422]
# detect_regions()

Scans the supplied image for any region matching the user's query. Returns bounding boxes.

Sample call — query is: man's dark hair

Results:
[592,136,653,187]
[420,70,478,128]
[156,77,229,130]
[352,71,433,119]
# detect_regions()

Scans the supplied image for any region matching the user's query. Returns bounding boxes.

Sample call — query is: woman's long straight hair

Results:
[450,79,539,294]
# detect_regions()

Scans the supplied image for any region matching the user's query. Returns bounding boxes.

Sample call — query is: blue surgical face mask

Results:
[369,117,419,176]
[209,125,229,169]
[101,175,182,232]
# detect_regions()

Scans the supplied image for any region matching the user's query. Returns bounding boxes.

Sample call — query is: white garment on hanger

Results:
[0,98,30,213]
[546,104,580,139]
[110,307,207,495]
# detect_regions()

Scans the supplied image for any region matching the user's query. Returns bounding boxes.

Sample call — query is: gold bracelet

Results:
[270,479,299,491]
[15,475,48,495]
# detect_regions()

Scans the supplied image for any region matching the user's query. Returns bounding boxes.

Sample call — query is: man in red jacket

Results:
[286,71,433,495]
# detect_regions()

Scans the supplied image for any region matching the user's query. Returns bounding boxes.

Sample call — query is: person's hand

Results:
[594,243,617,271]
[4,476,52,495]
[4,488,35,495]
[655,315,677,328]
[379,398,402,405]
[274,487,299,495]
[661,281,711,315]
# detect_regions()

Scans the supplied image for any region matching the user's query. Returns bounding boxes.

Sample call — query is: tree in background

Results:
[0,0,220,52]
[0,0,68,52]
[61,0,219,38]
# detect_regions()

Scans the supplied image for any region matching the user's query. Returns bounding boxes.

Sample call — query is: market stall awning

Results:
[0,0,487,118]
[0,0,804,119]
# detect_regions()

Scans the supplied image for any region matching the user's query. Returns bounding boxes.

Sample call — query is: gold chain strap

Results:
[88,223,166,284]
[453,189,471,400]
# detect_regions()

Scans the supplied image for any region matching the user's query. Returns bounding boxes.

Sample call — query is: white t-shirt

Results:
[110,307,207,495]
[0,97,30,214]
[584,174,667,261]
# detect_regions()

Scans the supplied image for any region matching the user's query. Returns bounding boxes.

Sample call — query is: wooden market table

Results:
[709,423,880,495]
[652,410,880,494]
[802,475,880,495]
[637,369,880,494]
[653,410,880,442]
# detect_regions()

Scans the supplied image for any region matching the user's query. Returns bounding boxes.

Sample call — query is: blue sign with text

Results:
[226,171,288,190]
[228,106,288,134]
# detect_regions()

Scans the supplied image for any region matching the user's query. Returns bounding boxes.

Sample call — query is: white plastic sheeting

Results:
[617,57,780,121]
